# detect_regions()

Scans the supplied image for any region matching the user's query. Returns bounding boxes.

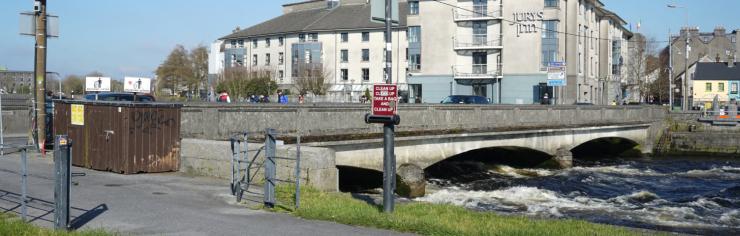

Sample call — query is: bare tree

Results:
[189,45,209,96]
[293,64,330,95]
[625,34,658,102]
[216,68,276,100]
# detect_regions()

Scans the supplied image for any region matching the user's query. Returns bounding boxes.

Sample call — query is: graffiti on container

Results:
[131,110,175,134]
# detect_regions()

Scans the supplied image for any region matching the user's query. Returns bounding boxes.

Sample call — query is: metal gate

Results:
[230,129,302,209]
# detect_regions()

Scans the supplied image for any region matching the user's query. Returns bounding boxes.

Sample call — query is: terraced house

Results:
[210,0,632,104]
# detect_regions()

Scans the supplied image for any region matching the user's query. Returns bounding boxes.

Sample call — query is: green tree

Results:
[156,45,192,96]
[111,79,124,92]
[62,75,84,95]
[189,45,209,96]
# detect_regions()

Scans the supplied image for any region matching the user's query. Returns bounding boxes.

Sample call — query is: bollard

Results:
[54,135,71,230]
[263,129,276,208]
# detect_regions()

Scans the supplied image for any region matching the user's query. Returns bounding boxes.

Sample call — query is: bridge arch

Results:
[570,137,643,160]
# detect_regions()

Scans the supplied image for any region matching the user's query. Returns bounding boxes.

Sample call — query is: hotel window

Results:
[279,52,284,65]
[308,33,318,42]
[341,69,348,81]
[545,0,559,7]
[266,38,271,47]
[341,32,348,42]
[238,40,244,48]
[719,83,725,92]
[409,1,419,15]
[731,83,738,94]
[265,53,271,65]
[362,68,370,81]
[253,54,258,66]
[278,70,284,80]
[362,32,370,42]
[279,37,284,46]
[341,50,349,62]
[230,40,237,48]
[252,39,258,48]
[362,49,370,61]
[706,83,712,92]
[541,20,559,68]
[299,33,306,42]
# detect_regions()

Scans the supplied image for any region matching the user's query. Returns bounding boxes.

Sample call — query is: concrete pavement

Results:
[0,151,413,236]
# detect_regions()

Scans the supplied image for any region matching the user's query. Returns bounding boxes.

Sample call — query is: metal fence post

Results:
[264,129,276,208]
[54,135,71,230]
[230,137,236,195]
[21,147,28,221]
[295,135,301,209]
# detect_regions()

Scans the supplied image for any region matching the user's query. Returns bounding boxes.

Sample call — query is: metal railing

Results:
[453,64,503,78]
[454,35,503,49]
[454,4,502,21]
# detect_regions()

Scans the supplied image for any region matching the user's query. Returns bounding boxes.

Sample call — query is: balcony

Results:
[453,4,502,22]
[453,35,502,50]
[453,64,502,79]
[407,63,421,73]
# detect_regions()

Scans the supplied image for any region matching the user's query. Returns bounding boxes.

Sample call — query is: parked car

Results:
[440,95,491,104]
[85,92,156,102]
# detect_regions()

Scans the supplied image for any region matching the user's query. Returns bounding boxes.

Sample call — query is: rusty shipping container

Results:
[53,100,182,174]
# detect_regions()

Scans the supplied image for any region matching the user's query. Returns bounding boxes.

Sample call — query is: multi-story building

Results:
[0,70,35,94]
[669,26,739,105]
[212,0,632,104]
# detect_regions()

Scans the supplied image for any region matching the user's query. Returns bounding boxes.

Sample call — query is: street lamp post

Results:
[668,4,689,111]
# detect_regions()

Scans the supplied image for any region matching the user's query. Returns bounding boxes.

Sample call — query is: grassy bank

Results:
[0,213,110,236]
[272,186,652,236]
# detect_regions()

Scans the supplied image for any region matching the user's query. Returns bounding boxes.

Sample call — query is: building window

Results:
[253,54,258,66]
[266,53,271,65]
[305,49,311,64]
[719,83,725,92]
[706,83,712,92]
[362,32,370,42]
[545,0,559,7]
[308,33,318,42]
[409,1,419,15]
[408,27,421,43]
[266,38,271,47]
[542,21,559,68]
[731,83,738,94]
[362,49,370,61]
[341,50,348,62]
[230,40,237,48]
[279,52,284,65]
[252,39,258,48]
[279,70,284,79]
[341,69,348,81]
[341,32,348,42]
[362,68,370,81]
[279,37,284,46]
[299,33,306,42]
[238,40,244,48]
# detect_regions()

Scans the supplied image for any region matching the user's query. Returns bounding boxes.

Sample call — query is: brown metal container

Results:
[53,100,182,174]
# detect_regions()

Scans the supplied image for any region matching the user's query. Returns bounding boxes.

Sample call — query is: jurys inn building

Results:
[209,0,633,104]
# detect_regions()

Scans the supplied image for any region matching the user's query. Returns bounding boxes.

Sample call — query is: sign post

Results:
[547,62,567,104]
[366,0,400,214]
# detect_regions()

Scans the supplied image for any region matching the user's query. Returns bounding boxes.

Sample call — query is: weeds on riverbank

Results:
[0,213,110,236]
[271,185,650,236]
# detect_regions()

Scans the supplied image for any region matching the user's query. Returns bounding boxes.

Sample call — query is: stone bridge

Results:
[180,104,667,191]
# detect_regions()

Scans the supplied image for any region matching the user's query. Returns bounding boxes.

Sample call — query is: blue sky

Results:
[1,0,738,79]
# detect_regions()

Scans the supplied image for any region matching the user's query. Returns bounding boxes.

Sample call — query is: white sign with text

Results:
[123,77,152,93]
[85,77,111,92]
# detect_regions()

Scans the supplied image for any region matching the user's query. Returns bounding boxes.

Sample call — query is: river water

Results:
[418,157,740,235]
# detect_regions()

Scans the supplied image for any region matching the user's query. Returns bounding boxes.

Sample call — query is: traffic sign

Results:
[547,62,566,87]
[372,84,398,116]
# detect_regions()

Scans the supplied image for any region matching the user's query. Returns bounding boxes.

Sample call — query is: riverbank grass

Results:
[273,185,649,236]
[0,213,110,236]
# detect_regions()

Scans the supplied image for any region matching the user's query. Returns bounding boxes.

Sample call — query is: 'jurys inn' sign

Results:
[511,11,544,37]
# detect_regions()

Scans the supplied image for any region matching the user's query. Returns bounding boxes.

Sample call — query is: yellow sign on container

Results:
[71,104,84,126]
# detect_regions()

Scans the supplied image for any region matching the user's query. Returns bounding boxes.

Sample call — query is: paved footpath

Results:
[0,151,413,236]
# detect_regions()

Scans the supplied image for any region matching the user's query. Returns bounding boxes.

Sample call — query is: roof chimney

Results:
[714,26,726,37]
[233,26,241,33]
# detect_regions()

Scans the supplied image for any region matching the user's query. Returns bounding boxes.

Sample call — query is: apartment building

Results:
[212,0,632,104]
[218,0,409,100]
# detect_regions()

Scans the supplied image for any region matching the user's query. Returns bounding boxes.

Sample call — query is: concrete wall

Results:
[180,103,668,141]
[180,138,338,191]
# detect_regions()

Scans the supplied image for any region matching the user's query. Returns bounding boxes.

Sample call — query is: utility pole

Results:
[34,0,48,150]
[668,28,673,110]
[683,28,689,111]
